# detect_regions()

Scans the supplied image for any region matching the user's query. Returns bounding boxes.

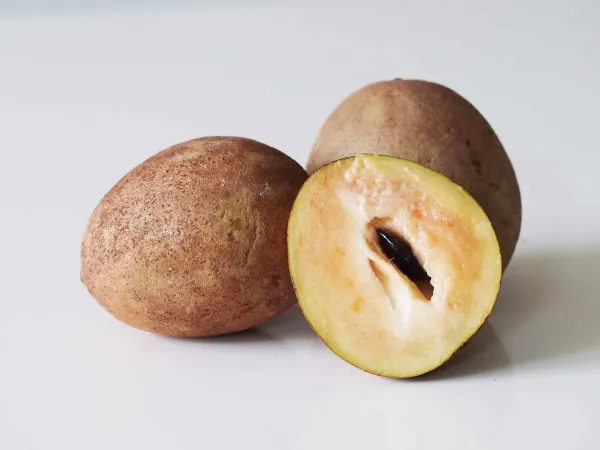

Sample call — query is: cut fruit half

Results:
[287,154,502,378]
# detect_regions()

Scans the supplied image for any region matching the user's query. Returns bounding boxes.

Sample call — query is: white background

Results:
[1,1,599,449]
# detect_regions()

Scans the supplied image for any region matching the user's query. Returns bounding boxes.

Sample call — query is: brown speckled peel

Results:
[81,136,308,337]
[308,79,521,270]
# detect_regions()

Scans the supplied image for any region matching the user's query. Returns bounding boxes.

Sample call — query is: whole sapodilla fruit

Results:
[81,137,308,337]
[307,79,521,270]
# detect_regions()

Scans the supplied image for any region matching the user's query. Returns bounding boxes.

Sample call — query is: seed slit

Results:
[376,228,434,300]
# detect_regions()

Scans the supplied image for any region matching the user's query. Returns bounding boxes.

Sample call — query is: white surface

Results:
[1,1,599,449]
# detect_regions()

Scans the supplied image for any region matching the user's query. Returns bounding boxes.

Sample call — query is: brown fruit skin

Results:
[81,136,308,337]
[308,79,521,270]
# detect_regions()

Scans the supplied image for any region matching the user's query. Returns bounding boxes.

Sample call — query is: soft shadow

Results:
[490,248,600,366]
[411,247,600,380]
[154,325,276,345]
[259,304,319,341]
[414,322,511,381]
[155,304,315,344]
[198,327,276,344]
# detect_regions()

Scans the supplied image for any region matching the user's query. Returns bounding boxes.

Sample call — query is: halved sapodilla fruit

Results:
[288,154,502,378]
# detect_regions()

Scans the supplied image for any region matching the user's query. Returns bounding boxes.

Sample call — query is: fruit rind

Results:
[81,136,308,337]
[307,78,521,271]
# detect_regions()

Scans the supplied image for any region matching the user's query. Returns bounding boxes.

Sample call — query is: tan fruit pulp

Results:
[288,154,501,377]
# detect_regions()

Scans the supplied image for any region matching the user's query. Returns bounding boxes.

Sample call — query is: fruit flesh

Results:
[288,154,501,377]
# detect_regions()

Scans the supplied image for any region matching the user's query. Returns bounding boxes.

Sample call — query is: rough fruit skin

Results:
[81,136,308,337]
[308,79,521,270]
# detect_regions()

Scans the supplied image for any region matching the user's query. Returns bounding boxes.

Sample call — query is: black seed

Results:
[376,229,430,283]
